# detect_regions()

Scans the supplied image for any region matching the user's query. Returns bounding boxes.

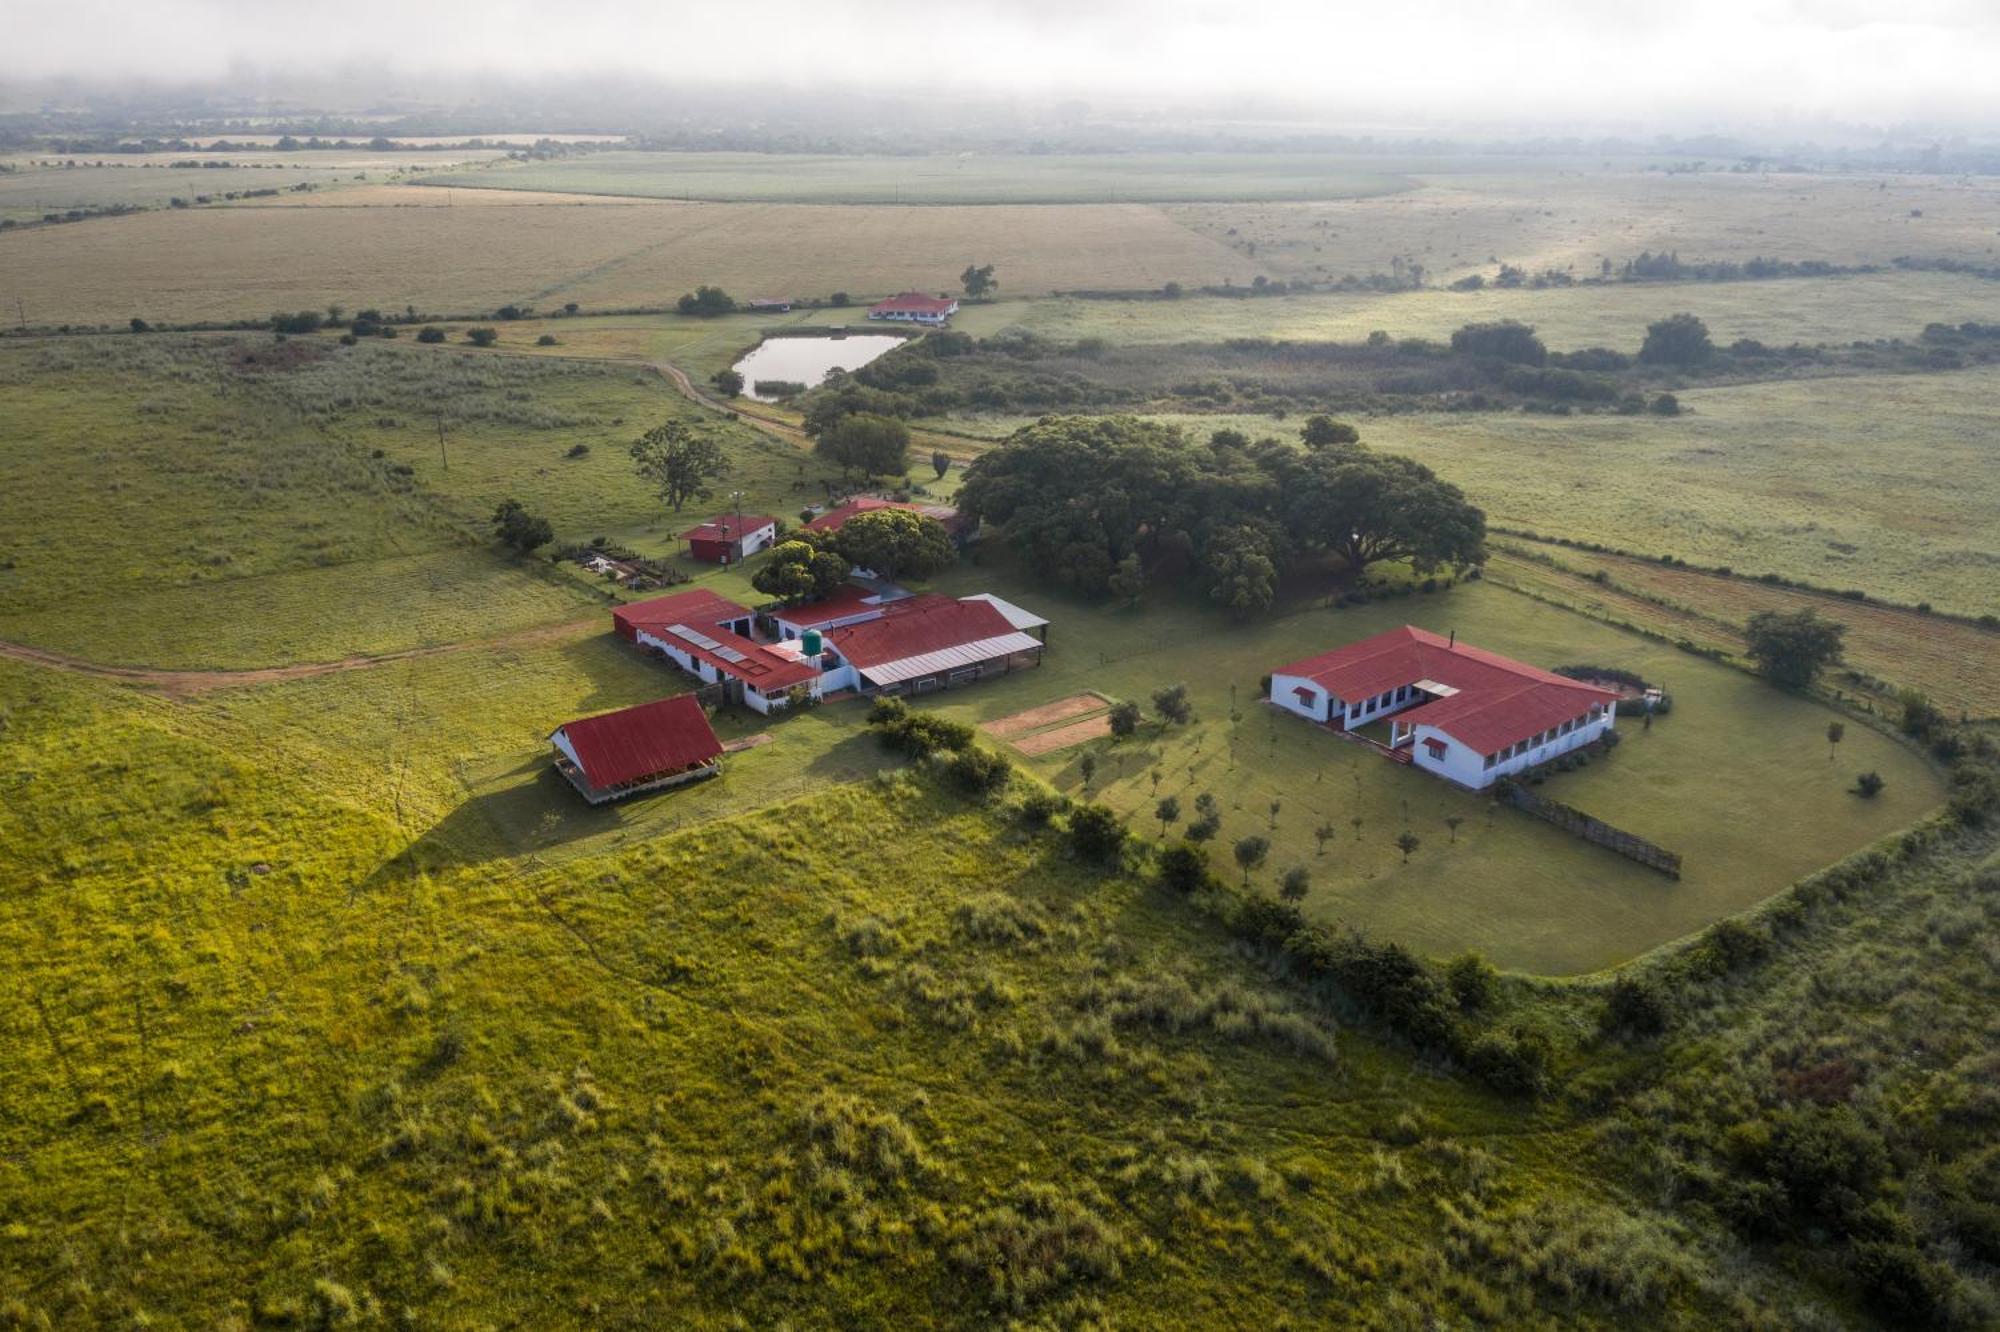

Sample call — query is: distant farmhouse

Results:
[1271,626,1618,789]
[549,694,724,804]
[680,511,778,564]
[867,291,959,325]
[745,297,794,313]
[613,584,1046,716]
[805,495,970,541]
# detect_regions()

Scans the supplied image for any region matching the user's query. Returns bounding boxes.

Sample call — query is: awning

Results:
[859,631,1043,686]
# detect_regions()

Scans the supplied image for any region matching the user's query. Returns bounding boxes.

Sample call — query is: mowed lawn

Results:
[906,569,1942,974]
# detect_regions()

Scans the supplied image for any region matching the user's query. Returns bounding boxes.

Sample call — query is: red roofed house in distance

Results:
[548,694,724,804]
[866,291,959,325]
[1269,626,1619,789]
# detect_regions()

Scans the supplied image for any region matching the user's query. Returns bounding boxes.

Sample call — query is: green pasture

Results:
[417,150,1420,205]
[909,568,1941,974]
[945,361,2000,617]
[3,652,1759,1328]
[949,270,2000,352]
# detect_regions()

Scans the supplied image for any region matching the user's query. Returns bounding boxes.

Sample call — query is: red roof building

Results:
[867,291,959,325]
[679,512,778,564]
[821,595,1044,693]
[1270,626,1619,789]
[768,582,892,638]
[550,694,723,803]
[805,496,967,538]
[614,588,821,714]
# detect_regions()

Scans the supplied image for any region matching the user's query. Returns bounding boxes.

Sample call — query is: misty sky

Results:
[9,0,2000,130]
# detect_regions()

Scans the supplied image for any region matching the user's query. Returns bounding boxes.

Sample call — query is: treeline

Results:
[955,414,1485,615]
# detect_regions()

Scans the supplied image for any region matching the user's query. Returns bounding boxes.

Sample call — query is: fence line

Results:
[1497,783,1683,878]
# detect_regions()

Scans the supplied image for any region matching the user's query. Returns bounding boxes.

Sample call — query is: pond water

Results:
[731,334,906,401]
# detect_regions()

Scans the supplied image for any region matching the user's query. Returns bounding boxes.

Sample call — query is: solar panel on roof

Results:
[668,624,721,650]
[713,646,747,663]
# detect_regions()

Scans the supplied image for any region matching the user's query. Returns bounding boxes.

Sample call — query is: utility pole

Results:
[435,410,448,473]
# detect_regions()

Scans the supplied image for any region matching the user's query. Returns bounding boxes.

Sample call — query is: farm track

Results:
[0,616,605,699]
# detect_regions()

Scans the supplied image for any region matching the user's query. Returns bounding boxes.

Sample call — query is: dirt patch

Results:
[723,733,774,754]
[981,691,1110,739]
[1013,715,1113,756]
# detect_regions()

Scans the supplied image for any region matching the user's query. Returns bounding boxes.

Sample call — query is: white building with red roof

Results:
[680,512,778,564]
[804,495,969,540]
[549,694,723,803]
[1270,626,1618,789]
[819,594,1045,695]
[613,588,823,714]
[866,291,959,325]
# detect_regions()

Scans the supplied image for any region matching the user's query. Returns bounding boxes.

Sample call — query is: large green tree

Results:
[1204,524,1278,618]
[832,509,956,581]
[751,538,852,603]
[1281,446,1486,579]
[630,420,730,513]
[1744,609,1846,688]
[815,412,911,477]
[1639,313,1714,367]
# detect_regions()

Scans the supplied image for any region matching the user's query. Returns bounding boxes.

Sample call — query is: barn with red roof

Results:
[613,588,824,715]
[1270,626,1618,789]
[818,594,1045,696]
[549,694,723,803]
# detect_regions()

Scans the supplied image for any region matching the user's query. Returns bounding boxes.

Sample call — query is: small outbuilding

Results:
[550,694,723,803]
[680,513,778,564]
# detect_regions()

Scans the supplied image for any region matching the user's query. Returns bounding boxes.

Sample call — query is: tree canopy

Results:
[630,420,730,514]
[1639,313,1714,366]
[1744,609,1846,688]
[815,412,911,478]
[1449,320,1547,366]
[490,498,553,553]
[750,537,851,603]
[676,286,737,317]
[954,415,1483,608]
[961,264,997,299]
[831,509,955,581]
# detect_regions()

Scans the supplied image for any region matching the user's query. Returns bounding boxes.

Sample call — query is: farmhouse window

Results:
[1482,753,1497,770]
[1560,720,1573,735]
[1589,705,1602,720]
[1422,738,1448,760]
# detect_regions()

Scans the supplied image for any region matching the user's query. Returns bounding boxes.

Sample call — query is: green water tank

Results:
[802,629,823,655]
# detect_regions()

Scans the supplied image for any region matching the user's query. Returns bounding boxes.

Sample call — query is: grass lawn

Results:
[952,363,2000,619]
[908,567,1943,974]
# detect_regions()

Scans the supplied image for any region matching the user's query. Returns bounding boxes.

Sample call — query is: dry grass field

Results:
[415,149,1419,204]
[0,193,1246,326]
[1489,542,2000,720]
[1172,169,2000,285]
[951,269,2000,350]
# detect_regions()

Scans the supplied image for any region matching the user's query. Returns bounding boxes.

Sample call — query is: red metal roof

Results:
[613,588,748,637]
[553,694,722,789]
[679,514,777,544]
[869,291,957,315]
[805,496,963,535]
[769,582,885,630]
[1276,626,1617,756]
[828,595,1016,668]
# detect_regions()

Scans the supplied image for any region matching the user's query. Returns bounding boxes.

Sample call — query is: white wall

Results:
[1270,673,1334,723]
[740,523,777,556]
[1413,705,1618,789]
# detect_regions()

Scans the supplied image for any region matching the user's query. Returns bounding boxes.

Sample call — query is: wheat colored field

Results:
[1170,169,2000,284]
[0,194,1246,326]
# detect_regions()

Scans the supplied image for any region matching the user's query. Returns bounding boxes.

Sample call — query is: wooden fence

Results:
[1496,783,1683,878]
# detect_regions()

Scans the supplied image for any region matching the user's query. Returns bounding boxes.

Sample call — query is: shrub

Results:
[1464,1027,1554,1098]
[951,1183,1124,1312]
[465,327,498,347]
[1067,804,1126,863]
[1157,841,1213,894]
[1602,975,1669,1037]
[1445,952,1498,1012]
[416,326,446,343]
[1850,1242,1953,1324]
[536,334,559,346]
[946,746,1011,795]
[1018,789,1063,827]
[1852,771,1886,798]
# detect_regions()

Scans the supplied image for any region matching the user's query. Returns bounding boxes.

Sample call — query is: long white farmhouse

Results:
[1270,626,1619,789]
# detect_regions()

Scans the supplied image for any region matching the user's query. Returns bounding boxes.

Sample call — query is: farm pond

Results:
[731,333,906,401]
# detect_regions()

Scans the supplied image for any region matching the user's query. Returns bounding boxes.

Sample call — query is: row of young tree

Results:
[954,415,1486,616]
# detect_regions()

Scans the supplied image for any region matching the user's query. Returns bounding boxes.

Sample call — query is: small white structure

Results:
[1270,626,1619,790]
[866,291,959,325]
